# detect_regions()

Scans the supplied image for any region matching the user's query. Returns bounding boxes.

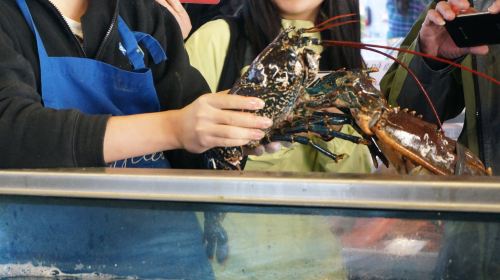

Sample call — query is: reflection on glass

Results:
[0,196,498,279]
[332,217,443,279]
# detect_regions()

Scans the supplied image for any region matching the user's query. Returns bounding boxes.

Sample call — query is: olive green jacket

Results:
[380,0,500,174]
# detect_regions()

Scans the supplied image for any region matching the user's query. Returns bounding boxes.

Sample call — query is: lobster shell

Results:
[373,108,491,176]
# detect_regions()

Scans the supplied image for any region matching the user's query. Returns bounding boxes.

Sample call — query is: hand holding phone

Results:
[445,12,500,47]
[419,1,493,59]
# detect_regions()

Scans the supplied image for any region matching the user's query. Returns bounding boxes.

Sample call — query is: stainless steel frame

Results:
[1,169,500,213]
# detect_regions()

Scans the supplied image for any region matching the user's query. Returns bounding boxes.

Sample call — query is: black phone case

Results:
[445,13,500,48]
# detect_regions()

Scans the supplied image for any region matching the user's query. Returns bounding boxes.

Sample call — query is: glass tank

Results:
[0,169,499,279]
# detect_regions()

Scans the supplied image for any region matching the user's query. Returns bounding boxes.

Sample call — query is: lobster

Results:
[203,18,494,175]
[202,14,497,264]
[203,25,321,170]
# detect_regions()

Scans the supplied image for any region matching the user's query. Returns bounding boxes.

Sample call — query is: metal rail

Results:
[1,169,500,213]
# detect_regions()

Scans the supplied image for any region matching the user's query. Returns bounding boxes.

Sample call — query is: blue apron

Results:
[0,1,214,278]
[21,0,169,168]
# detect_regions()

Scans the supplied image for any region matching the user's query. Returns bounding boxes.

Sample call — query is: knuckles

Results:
[197,135,212,151]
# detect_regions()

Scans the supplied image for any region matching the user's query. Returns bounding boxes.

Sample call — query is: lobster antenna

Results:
[325,40,500,86]
[306,20,360,33]
[362,48,443,129]
[305,13,358,33]
[324,40,443,129]
[307,18,500,86]
[305,13,500,86]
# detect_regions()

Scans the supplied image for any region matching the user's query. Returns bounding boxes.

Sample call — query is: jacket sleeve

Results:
[145,1,211,169]
[0,26,109,169]
[380,1,465,124]
[149,1,211,111]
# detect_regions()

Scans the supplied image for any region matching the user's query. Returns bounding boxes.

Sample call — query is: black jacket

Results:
[0,0,209,168]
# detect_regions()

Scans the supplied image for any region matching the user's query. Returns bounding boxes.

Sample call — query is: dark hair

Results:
[395,0,410,15]
[240,0,363,70]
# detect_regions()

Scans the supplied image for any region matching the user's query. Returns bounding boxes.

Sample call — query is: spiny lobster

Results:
[203,26,321,170]
[203,14,496,175]
[202,14,498,264]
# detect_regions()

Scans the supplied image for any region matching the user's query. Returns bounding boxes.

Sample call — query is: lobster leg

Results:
[348,122,390,169]
[284,125,369,144]
[203,212,229,264]
[285,111,354,126]
[277,112,371,145]
[269,134,345,162]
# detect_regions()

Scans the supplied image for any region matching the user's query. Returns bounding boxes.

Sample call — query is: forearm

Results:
[103,91,272,163]
[103,111,181,163]
[0,103,108,169]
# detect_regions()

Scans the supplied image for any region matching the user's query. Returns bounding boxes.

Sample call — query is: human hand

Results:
[173,91,273,154]
[490,0,500,13]
[419,0,500,59]
[156,0,192,39]
[244,142,284,156]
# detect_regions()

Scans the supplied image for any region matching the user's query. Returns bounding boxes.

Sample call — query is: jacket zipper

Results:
[95,1,119,60]
[45,0,87,57]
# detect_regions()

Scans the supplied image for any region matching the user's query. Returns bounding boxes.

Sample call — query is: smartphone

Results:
[179,0,220,4]
[445,12,500,47]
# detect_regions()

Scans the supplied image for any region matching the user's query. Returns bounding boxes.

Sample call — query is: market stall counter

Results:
[0,169,499,279]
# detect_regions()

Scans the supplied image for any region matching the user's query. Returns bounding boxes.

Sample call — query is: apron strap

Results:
[134,32,168,65]
[16,0,49,58]
[117,17,167,70]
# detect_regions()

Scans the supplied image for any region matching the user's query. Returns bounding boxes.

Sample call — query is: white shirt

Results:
[63,15,83,40]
